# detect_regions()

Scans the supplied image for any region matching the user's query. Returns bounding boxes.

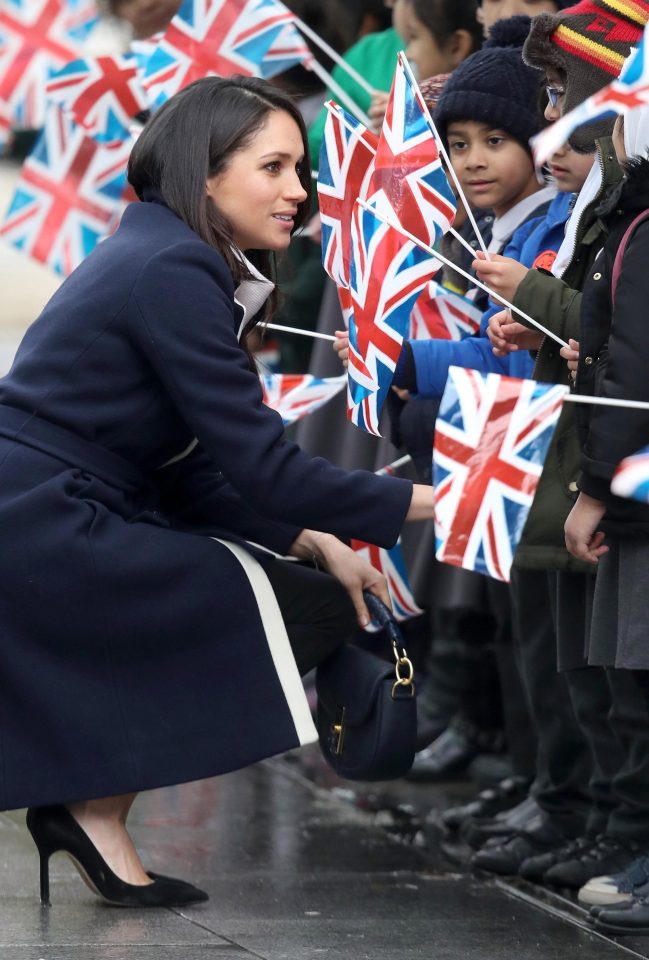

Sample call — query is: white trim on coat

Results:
[213,538,318,747]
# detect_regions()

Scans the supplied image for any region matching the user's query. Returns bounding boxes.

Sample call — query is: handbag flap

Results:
[315,643,394,726]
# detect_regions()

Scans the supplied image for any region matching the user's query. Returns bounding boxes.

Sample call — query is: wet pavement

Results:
[1,749,649,960]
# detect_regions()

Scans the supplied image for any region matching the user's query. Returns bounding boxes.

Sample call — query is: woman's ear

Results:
[448,29,475,68]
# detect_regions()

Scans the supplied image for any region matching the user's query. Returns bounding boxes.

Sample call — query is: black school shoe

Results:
[595,896,649,934]
[472,817,568,876]
[462,794,539,850]
[518,835,594,884]
[441,776,531,832]
[545,835,643,894]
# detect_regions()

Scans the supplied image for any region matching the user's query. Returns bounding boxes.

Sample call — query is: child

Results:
[403,0,482,81]
[564,107,649,934]
[470,0,649,894]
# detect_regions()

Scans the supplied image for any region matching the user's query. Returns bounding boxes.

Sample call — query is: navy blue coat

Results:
[0,196,412,810]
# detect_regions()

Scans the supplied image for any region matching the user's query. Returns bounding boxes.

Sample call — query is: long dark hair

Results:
[127,75,312,323]
[411,0,482,55]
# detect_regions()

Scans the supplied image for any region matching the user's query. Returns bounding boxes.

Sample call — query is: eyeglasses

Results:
[546,85,566,108]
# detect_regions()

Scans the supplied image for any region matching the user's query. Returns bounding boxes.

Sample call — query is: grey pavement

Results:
[1,754,649,960]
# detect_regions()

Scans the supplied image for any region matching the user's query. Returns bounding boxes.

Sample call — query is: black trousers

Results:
[511,568,592,837]
[265,558,357,676]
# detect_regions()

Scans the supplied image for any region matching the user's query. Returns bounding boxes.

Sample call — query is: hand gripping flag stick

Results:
[323,100,479,262]
[357,200,569,349]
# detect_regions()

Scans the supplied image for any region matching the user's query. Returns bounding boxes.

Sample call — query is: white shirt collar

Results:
[487,185,557,253]
[232,250,275,341]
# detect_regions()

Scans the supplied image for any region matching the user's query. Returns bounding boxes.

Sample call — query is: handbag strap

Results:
[612,208,649,307]
[363,591,415,695]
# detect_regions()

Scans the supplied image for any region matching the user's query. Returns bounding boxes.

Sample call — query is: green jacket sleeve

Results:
[514,268,582,347]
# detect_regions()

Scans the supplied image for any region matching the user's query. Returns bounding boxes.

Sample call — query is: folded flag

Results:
[533,23,649,165]
[351,538,423,623]
[347,201,438,436]
[0,105,131,276]
[318,101,377,289]
[45,55,148,146]
[365,52,456,248]
[0,0,98,130]
[433,366,567,582]
[611,445,649,502]
[410,281,481,341]
[140,0,306,109]
[260,372,346,425]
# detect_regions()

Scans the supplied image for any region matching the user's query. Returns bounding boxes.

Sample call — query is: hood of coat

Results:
[598,155,649,219]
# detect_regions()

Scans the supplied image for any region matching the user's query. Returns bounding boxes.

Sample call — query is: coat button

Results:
[593,272,602,280]
[584,356,594,365]
[569,481,578,493]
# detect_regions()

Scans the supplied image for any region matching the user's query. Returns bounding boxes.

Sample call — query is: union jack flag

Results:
[611,445,649,503]
[258,20,312,78]
[0,0,99,130]
[433,366,567,582]
[410,281,482,341]
[0,105,132,276]
[347,201,438,436]
[260,372,346,425]
[318,102,377,289]
[533,22,649,165]
[140,0,306,109]
[351,538,423,623]
[45,55,148,146]
[366,53,456,248]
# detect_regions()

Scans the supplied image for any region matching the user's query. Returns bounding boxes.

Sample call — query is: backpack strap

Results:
[612,208,649,306]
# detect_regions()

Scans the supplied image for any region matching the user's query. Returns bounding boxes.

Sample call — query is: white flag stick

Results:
[565,394,649,412]
[265,322,336,342]
[399,53,492,261]
[375,454,412,475]
[293,16,377,99]
[357,199,569,349]
[308,57,373,128]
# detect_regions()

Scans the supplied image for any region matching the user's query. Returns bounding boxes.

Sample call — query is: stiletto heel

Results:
[26,806,208,907]
[38,851,50,907]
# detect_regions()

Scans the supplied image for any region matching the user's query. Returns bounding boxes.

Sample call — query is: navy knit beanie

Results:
[434,17,543,151]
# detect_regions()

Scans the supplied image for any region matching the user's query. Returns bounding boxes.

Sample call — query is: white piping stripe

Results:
[157,437,199,469]
[213,539,317,747]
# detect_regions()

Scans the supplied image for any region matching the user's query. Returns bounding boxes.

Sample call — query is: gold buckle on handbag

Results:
[392,648,415,699]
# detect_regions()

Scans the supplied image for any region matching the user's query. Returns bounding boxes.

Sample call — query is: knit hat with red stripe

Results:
[523,0,649,150]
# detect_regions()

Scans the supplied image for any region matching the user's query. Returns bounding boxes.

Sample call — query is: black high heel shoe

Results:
[26,805,208,907]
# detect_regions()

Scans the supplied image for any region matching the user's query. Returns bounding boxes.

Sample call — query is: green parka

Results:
[512,140,622,571]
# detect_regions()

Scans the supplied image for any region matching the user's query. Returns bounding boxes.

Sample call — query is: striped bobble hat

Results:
[523,0,649,150]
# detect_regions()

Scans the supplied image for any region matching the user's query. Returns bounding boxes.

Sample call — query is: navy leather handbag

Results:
[315,592,417,781]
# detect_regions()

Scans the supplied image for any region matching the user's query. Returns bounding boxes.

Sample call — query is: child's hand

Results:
[488,310,544,355]
[333,330,349,368]
[559,338,580,383]
[368,92,389,132]
[473,252,530,304]
[565,493,608,564]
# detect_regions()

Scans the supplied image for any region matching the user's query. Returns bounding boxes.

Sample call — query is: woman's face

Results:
[206,109,308,252]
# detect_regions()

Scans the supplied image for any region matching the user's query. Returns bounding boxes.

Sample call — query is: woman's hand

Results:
[368,91,389,132]
[560,338,580,383]
[333,329,349,368]
[289,530,390,627]
[564,493,608,564]
[487,310,543,356]
[473,252,530,304]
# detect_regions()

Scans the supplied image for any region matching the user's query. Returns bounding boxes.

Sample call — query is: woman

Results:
[0,76,432,908]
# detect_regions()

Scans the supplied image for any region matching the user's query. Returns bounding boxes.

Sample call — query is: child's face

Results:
[446,120,540,217]
[385,0,412,42]
[403,7,456,79]
[547,143,595,192]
